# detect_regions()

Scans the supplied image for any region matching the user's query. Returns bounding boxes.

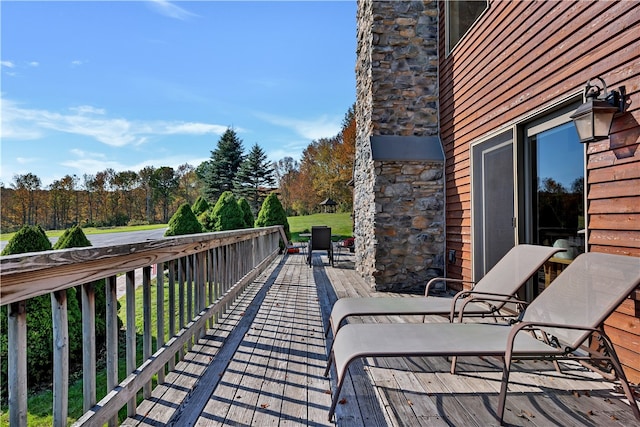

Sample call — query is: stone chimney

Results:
[353,0,444,292]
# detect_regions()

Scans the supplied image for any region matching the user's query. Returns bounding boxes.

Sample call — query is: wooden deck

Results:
[125,249,640,426]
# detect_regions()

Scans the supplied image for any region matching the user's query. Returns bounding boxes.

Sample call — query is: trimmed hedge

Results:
[192,196,210,217]
[209,191,246,231]
[255,192,290,240]
[1,225,58,400]
[165,203,203,236]
[238,197,254,228]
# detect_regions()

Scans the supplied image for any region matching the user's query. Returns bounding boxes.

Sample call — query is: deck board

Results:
[126,249,640,427]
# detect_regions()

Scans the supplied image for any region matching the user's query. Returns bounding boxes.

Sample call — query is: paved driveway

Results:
[0,228,168,252]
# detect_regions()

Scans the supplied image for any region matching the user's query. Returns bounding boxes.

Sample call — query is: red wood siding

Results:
[439,0,640,382]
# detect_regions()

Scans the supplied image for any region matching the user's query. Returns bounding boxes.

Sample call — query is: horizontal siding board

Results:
[616,298,640,317]
[589,230,640,249]
[587,141,640,170]
[589,197,640,214]
[589,214,640,230]
[608,342,640,384]
[589,245,640,258]
[588,162,640,183]
[588,178,640,199]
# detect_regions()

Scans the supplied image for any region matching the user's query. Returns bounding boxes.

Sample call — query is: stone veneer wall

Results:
[354,0,443,292]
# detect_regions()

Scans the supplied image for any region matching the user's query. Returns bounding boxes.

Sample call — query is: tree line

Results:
[0,105,356,232]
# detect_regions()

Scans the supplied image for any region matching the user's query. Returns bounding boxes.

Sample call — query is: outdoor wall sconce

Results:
[570,77,626,143]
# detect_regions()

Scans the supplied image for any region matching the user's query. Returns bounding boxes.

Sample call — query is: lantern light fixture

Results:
[570,77,626,143]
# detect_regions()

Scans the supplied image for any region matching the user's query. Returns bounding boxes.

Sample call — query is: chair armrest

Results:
[451,291,529,322]
[425,277,475,296]
[506,321,602,354]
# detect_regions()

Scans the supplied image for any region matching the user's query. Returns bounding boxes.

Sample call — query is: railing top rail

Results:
[0,226,283,307]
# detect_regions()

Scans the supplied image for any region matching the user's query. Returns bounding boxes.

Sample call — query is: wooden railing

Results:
[0,226,286,426]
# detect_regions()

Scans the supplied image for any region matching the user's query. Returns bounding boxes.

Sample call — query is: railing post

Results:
[51,290,69,427]
[168,260,176,371]
[125,270,137,417]
[186,255,193,351]
[8,301,27,427]
[196,251,206,339]
[105,275,119,427]
[81,282,97,413]
[142,266,152,398]
[178,258,185,359]
[156,262,166,384]
[207,250,214,329]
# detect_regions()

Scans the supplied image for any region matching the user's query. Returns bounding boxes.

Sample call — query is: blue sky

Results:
[1,0,357,187]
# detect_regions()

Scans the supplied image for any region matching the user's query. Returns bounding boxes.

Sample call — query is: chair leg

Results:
[599,333,640,420]
[328,374,346,422]
[324,352,334,377]
[497,352,513,425]
[450,356,458,374]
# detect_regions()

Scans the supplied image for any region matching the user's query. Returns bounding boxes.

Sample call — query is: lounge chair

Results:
[327,244,563,340]
[307,226,334,267]
[326,252,640,424]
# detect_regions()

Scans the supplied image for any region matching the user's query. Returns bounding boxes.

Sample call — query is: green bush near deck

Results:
[238,197,254,228]
[192,196,210,217]
[165,203,203,236]
[255,192,290,240]
[0,225,66,401]
[209,191,246,231]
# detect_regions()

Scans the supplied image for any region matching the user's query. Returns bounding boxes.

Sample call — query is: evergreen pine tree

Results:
[233,143,275,213]
[237,197,254,228]
[199,128,245,202]
[255,192,291,240]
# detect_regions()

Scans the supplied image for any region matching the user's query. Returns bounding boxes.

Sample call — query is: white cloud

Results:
[147,0,197,20]
[1,61,15,68]
[162,122,229,135]
[60,149,209,178]
[70,105,106,115]
[29,61,39,67]
[1,97,229,147]
[71,60,86,67]
[255,112,342,141]
[16,157,39,165]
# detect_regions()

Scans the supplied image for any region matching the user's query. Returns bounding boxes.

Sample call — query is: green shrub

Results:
[165,203,203,236]
[192,196,210,217]
[255,192,291,240]
[238,197,254,228]
[53,225,91,249]
[1,224,52,255]
[198,209,215,232]
[1,225,55,399]
[210,191,246,231]
[53,226,118,362]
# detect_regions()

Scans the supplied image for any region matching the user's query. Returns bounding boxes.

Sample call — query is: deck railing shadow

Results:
[0,226,285,426]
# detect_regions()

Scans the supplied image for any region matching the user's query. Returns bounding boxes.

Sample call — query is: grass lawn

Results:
[0,223,167,242]
[287,212,352,242]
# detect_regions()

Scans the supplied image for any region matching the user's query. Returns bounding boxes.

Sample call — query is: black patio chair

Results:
[307,226,333,267]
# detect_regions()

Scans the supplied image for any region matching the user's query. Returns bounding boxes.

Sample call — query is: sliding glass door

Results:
[472,131,515,279]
